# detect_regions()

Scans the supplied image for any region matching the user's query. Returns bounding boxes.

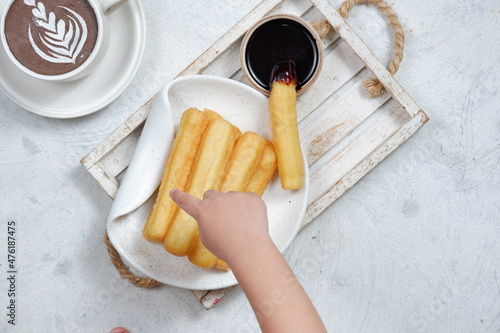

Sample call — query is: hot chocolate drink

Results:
[3,0,99,76]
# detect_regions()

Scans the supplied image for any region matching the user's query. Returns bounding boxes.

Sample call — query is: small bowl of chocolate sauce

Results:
[240,14,323,95]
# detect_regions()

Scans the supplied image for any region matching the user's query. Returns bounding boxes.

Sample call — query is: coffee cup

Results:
[240,14,323,95]
[1,0,128,82]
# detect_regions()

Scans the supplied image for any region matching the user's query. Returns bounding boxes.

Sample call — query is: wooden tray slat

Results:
[302,78,391,166]
[305,108,428,224]
[296,40,365,121]
[309,101,408,206]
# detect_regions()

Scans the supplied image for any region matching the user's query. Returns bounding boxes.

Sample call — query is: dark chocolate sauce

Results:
[245,18,319,91]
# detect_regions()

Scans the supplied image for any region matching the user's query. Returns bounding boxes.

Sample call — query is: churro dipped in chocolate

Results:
[268,60,304,190]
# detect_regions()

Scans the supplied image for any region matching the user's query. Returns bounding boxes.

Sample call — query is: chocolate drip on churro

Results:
[270,60,298,88]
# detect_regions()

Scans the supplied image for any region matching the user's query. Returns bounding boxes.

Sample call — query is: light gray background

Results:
[1,0,499,332]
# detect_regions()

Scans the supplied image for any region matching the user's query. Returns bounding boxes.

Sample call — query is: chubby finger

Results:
[109,328,128,333]
[169,189,203,217]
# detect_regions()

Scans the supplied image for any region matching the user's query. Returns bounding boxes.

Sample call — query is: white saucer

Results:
[106,75,309,290]
[0,0,145,119]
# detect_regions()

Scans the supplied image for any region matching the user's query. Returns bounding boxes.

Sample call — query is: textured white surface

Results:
[0,0,499,332]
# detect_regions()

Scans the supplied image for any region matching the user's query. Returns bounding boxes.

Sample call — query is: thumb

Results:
[169,189,202,217]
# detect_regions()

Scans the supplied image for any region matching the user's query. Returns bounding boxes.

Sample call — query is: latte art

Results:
[28,1,88,64]
[3,0,99,76]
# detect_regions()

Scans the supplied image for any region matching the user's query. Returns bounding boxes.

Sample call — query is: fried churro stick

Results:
[202,108,222,121]
[221,132,267,192]
[268,60,304,190]
[203,108,243,140]
[143,108,210,243]
[246,141,277,196]
[188,131,267,269]
[164,118,236,256]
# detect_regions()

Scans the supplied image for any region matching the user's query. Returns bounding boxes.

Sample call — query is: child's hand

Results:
[170,189,326,332]
[169,189,273,266]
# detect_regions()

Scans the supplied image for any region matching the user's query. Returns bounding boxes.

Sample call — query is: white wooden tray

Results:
[81,0,428,309]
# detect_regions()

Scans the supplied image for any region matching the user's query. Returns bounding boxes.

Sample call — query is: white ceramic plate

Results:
[0,0,145,118]
[106,75,309,290]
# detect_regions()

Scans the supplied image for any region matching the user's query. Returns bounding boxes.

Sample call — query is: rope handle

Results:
[105,232,160,288]
[312,0,405,98]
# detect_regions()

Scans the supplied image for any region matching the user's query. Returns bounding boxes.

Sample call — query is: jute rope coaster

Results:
[104,0,405,288]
